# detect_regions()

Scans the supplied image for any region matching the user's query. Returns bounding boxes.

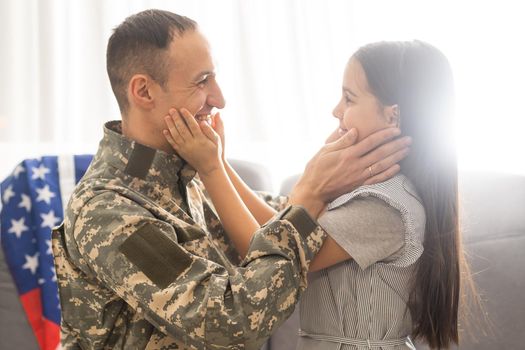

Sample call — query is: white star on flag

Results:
[2,184,15,204]
[8,217,29,238]
[13,164,26,178]
[22,253,39,275]
[41,210,60,229]
[36,185,56,204]
[51,266,57,282]
[46,240,53,255]
[32,164,51,180]
[18,194,32,212]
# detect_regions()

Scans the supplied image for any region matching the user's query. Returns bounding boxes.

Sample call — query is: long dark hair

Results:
[354,41,476,349]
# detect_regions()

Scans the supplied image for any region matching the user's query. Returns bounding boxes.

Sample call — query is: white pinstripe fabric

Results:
[297,174,425,350]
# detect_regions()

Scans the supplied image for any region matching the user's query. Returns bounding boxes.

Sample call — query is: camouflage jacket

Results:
[52,121,326,349]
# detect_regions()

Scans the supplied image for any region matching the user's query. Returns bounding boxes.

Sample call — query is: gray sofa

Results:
[270,171,525,350]
[2,167,524,349]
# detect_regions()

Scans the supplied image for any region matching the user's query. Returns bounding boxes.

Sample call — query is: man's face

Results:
[152,29,225,150]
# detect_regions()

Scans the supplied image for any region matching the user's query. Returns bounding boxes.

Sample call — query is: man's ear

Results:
[384,104,400,127]
[128,74,155,110]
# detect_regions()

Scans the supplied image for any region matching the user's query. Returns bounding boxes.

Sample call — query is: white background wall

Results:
[1,0,524,190]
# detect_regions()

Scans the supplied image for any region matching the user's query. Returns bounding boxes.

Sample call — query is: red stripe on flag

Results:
[20,289,60,350]
[43,318,61,350]
[20,289,45,349]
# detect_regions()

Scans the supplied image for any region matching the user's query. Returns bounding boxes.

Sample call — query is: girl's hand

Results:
[211,112,226,161]
[163,108,223,177]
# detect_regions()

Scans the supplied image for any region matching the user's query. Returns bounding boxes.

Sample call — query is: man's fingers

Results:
[353,128,402,157]
[324,128,358,152]
[362,147,409,179]
[324,127,342,144]
[363,164,401,186]
[360,136,411,168]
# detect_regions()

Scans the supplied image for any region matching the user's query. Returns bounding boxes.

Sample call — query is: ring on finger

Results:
[368,165,373,178]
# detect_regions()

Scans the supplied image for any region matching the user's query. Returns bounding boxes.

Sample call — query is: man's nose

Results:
[208,82,225,109]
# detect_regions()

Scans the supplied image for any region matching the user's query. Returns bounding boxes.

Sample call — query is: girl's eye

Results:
[345,96,353,104]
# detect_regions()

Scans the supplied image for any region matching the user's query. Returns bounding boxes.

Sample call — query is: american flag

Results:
[1,155,93,350]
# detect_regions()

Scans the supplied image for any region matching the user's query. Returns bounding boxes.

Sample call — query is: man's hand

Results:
[289,127,411,218]
[324,127,344,144]
[163,108,223,177]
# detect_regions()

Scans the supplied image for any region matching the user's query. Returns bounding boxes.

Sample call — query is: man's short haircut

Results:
[106,9,197,114]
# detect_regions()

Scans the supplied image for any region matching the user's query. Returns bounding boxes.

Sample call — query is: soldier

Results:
[52,9,410,350]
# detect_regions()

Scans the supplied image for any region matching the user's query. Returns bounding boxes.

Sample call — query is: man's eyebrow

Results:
[343,87,358,97]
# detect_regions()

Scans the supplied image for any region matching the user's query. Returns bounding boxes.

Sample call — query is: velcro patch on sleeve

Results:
[119,223,193,289]
[277,205,318,240]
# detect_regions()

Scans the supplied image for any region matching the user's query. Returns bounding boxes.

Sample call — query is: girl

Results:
[163,40,474,349]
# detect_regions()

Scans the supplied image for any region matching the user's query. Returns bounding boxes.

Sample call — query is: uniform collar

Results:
[98,121,196,190]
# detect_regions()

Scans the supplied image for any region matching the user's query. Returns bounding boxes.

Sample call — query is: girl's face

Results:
[332,58,399,142]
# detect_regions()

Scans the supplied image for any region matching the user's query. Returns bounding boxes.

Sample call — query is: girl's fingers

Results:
[211,113,224,140]
[163,129,180,150]
[179,108,202,137]
[213,112,224,133]
[200,120,220,143]
[212,113,225,144]
[171,109,192,141]
[165,108,223,146]
[164,113,184,142]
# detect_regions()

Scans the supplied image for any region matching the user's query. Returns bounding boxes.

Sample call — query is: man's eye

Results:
[345,96,353,104]
[198,77,209,87]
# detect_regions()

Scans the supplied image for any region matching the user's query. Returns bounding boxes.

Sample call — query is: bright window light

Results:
[1,0,523,186]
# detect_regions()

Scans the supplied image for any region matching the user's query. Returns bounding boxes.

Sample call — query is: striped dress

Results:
[297,174,425,350]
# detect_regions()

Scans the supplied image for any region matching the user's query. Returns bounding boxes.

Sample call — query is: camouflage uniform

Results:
[52,121,327,349]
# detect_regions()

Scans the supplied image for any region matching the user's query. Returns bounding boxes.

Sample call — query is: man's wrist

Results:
[288,191,324,219]
[276,205,318,240]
